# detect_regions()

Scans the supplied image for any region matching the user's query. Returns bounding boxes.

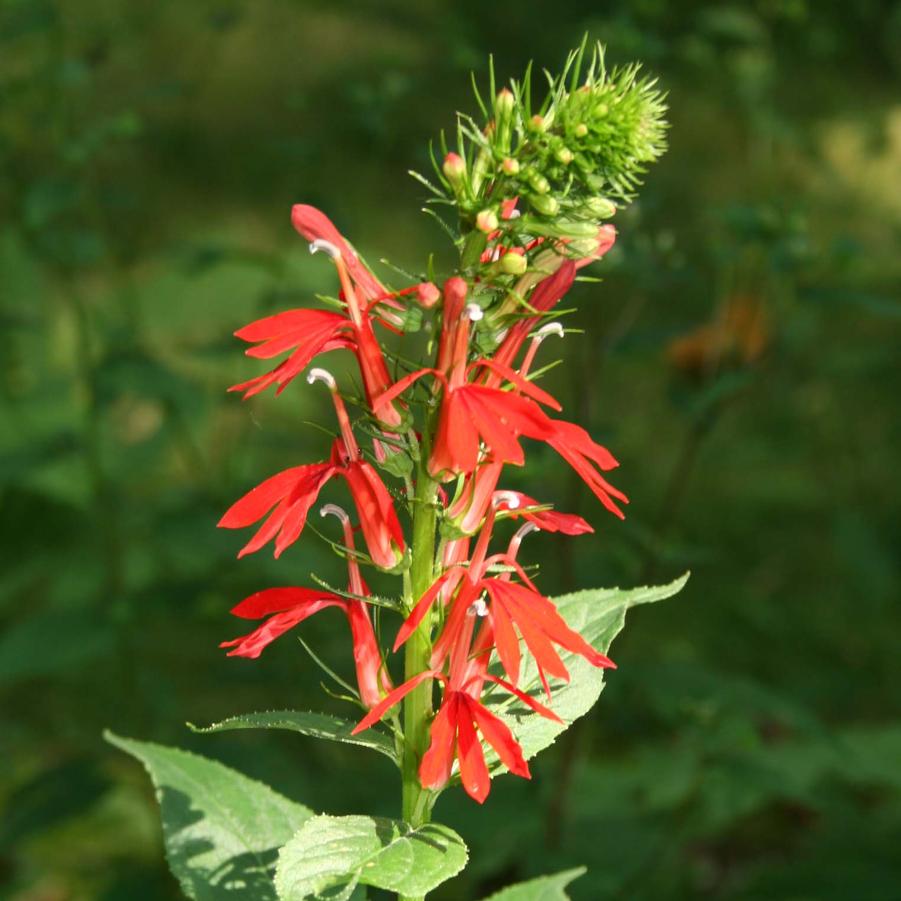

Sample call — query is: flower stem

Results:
[399,466,438,900]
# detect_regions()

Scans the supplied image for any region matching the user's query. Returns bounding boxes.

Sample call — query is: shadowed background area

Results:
[1,1,899,898]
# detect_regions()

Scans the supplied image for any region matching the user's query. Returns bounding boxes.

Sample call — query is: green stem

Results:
[399,467,438,901]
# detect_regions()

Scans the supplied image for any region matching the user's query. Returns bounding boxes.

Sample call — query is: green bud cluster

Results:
[423,39,667,246]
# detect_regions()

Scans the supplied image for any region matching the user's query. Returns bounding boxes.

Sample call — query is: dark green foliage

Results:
[1,2,899,899]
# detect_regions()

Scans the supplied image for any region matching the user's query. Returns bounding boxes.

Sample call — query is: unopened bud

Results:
[555,147,574,165]
[530,194,559,217]
[528,172,550,194]
[495,88,515,115]
[501,157,520,176]
[574,123,589,138]
[442,152,466,185]
[498,251,527,275]
[475,209,499,233]
[529,114,547,132]
[583,197,617,219]
[416,282,440,308]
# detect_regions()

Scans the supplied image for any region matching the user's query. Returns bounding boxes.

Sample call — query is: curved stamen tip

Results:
[307,367,337,389]
[493,490,521,510]
[309,238,341,260]
[534,321,565,342]
[513,521,540,543]
[465,303,484,322]
[320,503,350,525]
[468,596,489,617]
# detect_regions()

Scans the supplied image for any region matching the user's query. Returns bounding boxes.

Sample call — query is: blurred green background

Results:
[2,1,900,898]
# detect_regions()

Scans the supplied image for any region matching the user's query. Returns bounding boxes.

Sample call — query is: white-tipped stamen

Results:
[534,321,565,342]
[493,490,521,510]
[306,367,336,390]
[320,504,350,525]
[468,596,489,617]
[465,303,484,322]
[507,209,522,219]
[513,521,539,543]
[309,239,341,260]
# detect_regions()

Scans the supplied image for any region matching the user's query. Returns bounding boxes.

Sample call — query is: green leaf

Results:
[189,710,398,763]
[480,867,586,900]
[487,574,689,766]
[274,814,468,900]
[105,731,313,901]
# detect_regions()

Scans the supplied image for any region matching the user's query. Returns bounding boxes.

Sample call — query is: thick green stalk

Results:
[399,467,438,901]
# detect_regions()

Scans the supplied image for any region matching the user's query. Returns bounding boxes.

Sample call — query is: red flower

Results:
[229,309,353,399]
[230,205,406,425]
[396,495,613,696]
[221,507,391,707]
[219,373,405,567]
[495,490,593,535]
[351,666,558,803]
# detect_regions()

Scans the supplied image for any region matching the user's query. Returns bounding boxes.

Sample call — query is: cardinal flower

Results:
[351,591,560,802]
[219,369,404,567]
[230,205,411,426]
[396,496,614,696]
[221,505,390,708]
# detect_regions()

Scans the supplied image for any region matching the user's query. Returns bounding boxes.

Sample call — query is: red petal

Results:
[274,466,336,557]
[419,693,459,790]
[235,309,345,344]
[218,466,312,529]
[237,499,290,558]
[351,670,437,734]
[342,461,403,569]
[455,701,491,803]
[490,600,522,687]
[230,587,342,618]
[472,359,562,411]
[462,390,526,467]
[483,674,564,723]
[466,695,530,778]
[291,204,387,301]
[221,600,340,658]
[394,572,454,652]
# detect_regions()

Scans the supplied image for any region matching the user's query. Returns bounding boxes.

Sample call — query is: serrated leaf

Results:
[274,814,467,900]
[480,867,586,900]
[487,574,689,766]
[189,710,397,763]
[105,731,313,900]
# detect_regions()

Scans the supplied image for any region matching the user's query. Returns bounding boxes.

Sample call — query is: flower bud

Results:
[415,282,440,308]
[555,147,574,165]
[583,197,617,219]
[442,152,466,185]
[475,209,499,233]
[529,194,559,217]
[498,251,527,275]
[501,157,520,176]
[495,88,515,116]
[527,172,550,194]
[574,123,589,138]
[529,114,547,132]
